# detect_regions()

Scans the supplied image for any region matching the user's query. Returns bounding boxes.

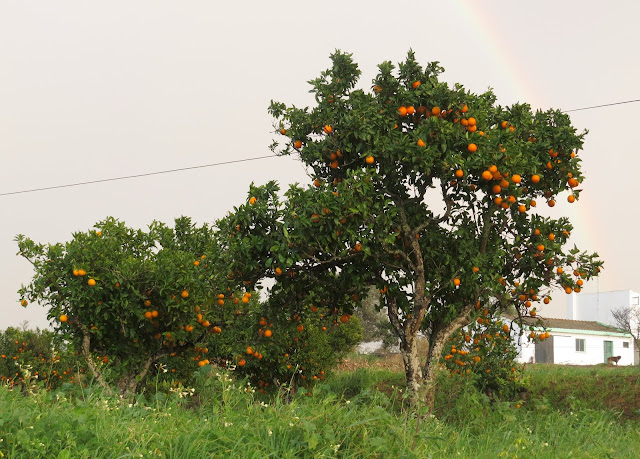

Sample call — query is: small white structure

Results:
[512,317,635,366]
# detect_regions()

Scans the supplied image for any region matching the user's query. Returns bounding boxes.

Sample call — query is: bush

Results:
[441,309,523,399]
[0,326,86,390]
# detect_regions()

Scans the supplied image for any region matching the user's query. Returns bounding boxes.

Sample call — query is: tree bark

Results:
[399,334,423,407]
[80,326,114,396]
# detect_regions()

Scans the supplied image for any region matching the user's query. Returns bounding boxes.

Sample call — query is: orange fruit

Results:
[310,214,320,223]
[412,81,421,89]
[365,155,375,164]
[294,140,303,149]
[482,170,492,180]
[518,204,526,213]
[500,121,508,129]
[330,160,339,169]
[453,278,461,286]
[73,269,79,276]
[296,324,304,332]
[398,106,407,116]
[406,106,415,115]
[186,324,194,332]
[417,139,426,147]
[280,128,287,135]
[78,269,86,276]
[531,174,540,184]
[492,185,502,194]
[512,174,521,184]
[323,125,332,134]
[568,195,576,203]
[548,233,555,241]
[60,314,68,323]
[548,200,556,207]
[467,117,476,126]
[431,107,441,116]
[151,310,158,318]
[537,244,545,252]
[181,290,189,298]
[264,329,272,338]
[339,314,350,323]
[249,197,257,205]
[144,300,152,307]
[87,278,96,286]
[461,104,469,113]
[467,125,477,132]
[467,143,478,153]
[568,178,579,188]
[275,267,283,276]
[455,169,464,178]
[20,299,28,307]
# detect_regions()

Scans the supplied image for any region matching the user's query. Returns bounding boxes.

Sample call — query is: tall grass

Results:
[1,365,639,458]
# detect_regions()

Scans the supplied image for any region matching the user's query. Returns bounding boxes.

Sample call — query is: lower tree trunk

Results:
[400,336,423,408]
[80,328,114,396]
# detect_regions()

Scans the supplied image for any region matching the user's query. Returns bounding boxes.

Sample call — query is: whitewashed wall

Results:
[514,331,634,365]
[552,333,634,366]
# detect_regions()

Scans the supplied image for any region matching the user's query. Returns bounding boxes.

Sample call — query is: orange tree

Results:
[0,326,86,390]
[441,309,526,399]
[221,50,602,409]
[16,217,238,395]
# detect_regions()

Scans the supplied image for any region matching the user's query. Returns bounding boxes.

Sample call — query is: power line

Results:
[1,98,639,198]
[0,155,277,197]
[562,98,640,113]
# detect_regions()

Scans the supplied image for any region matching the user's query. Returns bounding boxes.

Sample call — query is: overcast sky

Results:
[2,1,639,329]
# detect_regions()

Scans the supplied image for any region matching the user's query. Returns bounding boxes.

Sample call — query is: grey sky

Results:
[2,1,639,328]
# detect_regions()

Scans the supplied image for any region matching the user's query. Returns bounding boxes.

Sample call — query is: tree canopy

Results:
[219,50,602,408]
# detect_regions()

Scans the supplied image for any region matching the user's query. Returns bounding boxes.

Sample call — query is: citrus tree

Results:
[221,50,602,409]
[17,217,238,395]
[442,309,526,399]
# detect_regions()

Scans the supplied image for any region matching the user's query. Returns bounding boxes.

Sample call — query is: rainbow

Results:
[456,3,601,289]
[459,1,542,108]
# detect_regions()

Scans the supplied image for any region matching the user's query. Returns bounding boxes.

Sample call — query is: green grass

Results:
[1,365,639,458]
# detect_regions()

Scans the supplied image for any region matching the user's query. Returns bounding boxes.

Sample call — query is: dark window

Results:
[576,339,585,352]
[623,342,630,349]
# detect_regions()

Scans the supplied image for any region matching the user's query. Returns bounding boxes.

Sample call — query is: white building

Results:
[566,289,640,326]
[513,317,635,366]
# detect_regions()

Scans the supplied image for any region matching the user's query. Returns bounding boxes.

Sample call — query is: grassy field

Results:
[1,359,639,458]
